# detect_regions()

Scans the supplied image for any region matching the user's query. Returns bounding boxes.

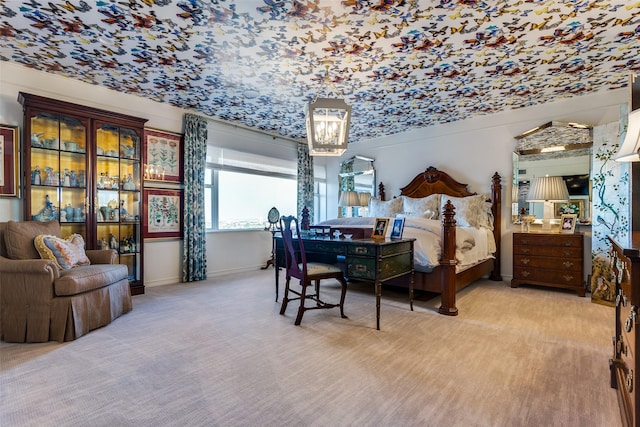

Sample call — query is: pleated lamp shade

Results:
[358,192,371,207]
[339,190,360,207]
[526,176,569,202]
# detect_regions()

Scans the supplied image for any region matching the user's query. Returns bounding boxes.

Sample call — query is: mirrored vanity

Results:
[338,155,375,217]
[512,121,593,226]
[511,121,593,294]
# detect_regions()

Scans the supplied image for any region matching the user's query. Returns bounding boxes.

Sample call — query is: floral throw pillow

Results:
[34,234,91,269]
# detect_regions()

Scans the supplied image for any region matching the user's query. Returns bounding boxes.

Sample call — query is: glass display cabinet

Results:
[19,92,147,295]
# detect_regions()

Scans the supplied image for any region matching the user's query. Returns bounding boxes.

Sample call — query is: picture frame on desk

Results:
[372,218,389,239]
[0,124,19,198]
[390,217,405,239]
[560,214,577,234]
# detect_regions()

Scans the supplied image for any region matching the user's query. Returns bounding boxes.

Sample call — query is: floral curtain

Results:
[182,113,208,282]
[297,143,314,221]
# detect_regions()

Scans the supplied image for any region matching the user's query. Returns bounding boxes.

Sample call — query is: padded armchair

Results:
[279,215,348,325]
[0,220,132,343]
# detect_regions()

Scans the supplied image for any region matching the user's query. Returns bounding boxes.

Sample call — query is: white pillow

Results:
[402,194,441,219]
[368,197,402,218]
[440,195,492,229]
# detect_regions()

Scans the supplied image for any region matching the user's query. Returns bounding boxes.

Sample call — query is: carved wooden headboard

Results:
[399,166,477,199]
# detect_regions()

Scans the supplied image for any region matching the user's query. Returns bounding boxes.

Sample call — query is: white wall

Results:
[1,61,627,283]
[0,62,282,286]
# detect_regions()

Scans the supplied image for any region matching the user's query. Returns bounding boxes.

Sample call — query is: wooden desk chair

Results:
[279,215,348,325]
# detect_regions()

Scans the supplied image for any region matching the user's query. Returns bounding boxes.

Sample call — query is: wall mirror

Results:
[512,121,592,224]
[338,155,375,217]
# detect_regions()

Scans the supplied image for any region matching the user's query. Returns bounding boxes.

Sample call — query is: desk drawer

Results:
[303,241,346,255]
[348,244,377,257]
[348,253,411,281]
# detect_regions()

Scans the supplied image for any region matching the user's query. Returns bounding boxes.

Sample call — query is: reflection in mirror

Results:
[339,155,375,217]
[512,121,592,225]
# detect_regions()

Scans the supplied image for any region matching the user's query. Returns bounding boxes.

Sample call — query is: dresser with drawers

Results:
[609,234,640,427]
[511,231,585,296]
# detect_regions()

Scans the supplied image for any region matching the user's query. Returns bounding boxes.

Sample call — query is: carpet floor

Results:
[0,269,621,426]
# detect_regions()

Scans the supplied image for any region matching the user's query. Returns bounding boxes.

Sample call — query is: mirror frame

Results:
[512,122,592,224]
[338,155,375,217]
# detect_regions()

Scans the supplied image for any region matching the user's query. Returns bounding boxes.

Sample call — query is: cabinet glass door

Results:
[28,112,87,239]
[96,124,142,284]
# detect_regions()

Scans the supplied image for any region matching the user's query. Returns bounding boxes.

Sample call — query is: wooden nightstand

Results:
[511,231,585,296]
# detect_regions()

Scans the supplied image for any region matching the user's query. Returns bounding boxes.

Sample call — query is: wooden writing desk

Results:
[274,235,415,330]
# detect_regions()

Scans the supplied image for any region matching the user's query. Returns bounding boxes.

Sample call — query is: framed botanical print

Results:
[0,124,19,197]
[143,128,183,184]
[143,188,183,239]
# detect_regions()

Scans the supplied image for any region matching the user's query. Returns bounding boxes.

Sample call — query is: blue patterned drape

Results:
[297,143,314,221]
[182,113,208,282]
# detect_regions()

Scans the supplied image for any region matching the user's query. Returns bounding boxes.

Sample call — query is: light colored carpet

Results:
[0,269,620,427]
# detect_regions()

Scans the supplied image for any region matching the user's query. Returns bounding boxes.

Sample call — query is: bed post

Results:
[439,200,458,316]
[489,172,502,281]
[378,182,386,201]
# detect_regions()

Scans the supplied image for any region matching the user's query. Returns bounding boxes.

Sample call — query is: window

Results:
[205,147,326,230]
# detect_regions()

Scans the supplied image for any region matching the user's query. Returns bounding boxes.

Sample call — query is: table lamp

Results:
[339,190,360,217]
[526,175,569,230]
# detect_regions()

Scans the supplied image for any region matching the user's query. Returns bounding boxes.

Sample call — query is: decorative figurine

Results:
[120,200,128,218]
[109,234,118,250]
[31,165,41,185]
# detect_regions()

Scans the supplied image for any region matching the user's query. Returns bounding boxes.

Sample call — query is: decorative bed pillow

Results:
[368,197,402,218]
[34,234,91,269]
[440,195,492,228]
[402,194,441,219]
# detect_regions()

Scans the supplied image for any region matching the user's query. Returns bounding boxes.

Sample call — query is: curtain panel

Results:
[297,144,314,222]
[182,113,208,282]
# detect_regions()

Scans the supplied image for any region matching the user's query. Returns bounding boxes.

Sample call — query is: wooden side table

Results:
[511,231,585,296]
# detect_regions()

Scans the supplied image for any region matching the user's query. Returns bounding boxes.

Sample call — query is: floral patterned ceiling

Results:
[1,0,639,144]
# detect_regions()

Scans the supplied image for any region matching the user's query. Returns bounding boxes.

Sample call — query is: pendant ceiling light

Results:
[306,61,351,156]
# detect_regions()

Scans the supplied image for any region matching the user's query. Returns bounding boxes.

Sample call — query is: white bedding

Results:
[316,217,495,271]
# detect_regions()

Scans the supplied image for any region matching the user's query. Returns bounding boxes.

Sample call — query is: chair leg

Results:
[279,276,292,315]
[338,278,348,319]
[315,279,321,306]
[294,280,308,326]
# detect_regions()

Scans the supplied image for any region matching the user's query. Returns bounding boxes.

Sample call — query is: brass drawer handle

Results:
[563,251,572,257]
[354,247,367,254]
[355,264,367,272]
[520,258,530,265]
[562,261,574,268]
[521,270,530,277]
[562,274,574,282]
[521,248,530,254]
